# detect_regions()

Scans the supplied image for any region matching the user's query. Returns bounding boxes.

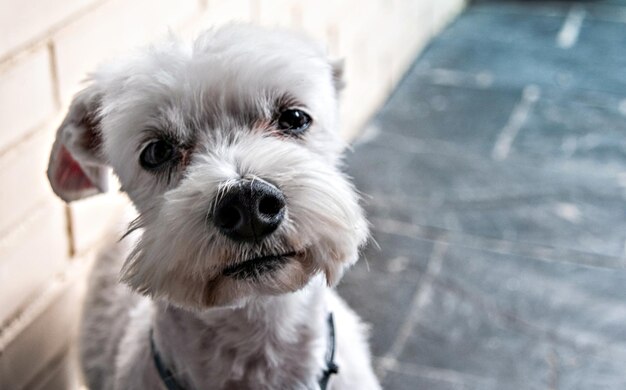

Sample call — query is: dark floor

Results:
[337,1,626,389]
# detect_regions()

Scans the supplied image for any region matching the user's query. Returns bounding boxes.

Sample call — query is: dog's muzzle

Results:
[213,180,285,242]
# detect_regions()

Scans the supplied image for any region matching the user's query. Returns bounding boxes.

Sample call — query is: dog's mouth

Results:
[222,251,298,280]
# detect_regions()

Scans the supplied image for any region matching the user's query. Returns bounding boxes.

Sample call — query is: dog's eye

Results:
[277,109,312,134]
[140,140,176,169]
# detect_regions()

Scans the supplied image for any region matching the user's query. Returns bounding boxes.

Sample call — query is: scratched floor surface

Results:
[338,1,626,389]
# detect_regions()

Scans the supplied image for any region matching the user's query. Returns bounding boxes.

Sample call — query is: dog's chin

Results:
[123,222,365,310]
[221,251,303,281]
[201,249,321,308]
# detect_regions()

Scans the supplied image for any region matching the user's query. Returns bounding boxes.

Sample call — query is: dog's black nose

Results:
[213,180,286,242]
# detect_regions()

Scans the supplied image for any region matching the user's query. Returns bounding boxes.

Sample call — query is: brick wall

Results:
[0,0,464,388]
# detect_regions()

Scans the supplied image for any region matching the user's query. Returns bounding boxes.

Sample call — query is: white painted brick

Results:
[177,0,254,43]
[29,350,80,390]
[332,2,389,139]
[0,0,100,59]
[389,2,435,85]
[256,0,297,29]
[69,188,131,256]
[0,48,56,153]
[298,1,337,52]
[0,201,68,326]
[0,268,85,390]
[54,0,199,105]
[432,0,466,36]
[203,0,253,26]
[0,124,60,236]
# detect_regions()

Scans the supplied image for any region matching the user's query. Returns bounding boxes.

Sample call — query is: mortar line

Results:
[557,4,586,49]
[376,240,448,380]
[371,217,626,270]
[0,0,113,68]
[547,347,560,390]
[385,359,495,386]
[491,84,541,161]
[47,40,62,111]
[65,204,76,258]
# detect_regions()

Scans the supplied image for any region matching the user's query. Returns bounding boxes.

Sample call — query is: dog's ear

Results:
[330,58,345,92]
[47,85,109,203]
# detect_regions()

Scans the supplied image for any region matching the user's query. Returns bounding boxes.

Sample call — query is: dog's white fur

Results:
[47,25,380,389]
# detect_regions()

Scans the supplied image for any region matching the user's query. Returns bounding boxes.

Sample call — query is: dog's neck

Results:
[151,276,329,389]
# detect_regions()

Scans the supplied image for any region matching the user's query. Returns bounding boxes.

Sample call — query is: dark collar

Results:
[150,329,185,390]
[318,313,339,390]
[150,313,339,390]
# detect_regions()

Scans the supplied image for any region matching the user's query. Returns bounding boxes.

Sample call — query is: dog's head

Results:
[47,25,368,309]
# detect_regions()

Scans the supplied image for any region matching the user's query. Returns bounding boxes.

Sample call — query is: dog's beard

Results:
[119,135,368,309]
[121,208,363,309]
[121,225,358,309]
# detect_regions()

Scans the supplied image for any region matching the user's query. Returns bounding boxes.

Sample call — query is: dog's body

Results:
[80,236,378,389]
[47,25,380,389]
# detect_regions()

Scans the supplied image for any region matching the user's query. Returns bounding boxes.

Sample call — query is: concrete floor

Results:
[338,1,626,389]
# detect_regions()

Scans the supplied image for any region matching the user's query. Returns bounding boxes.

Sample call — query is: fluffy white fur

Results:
[47,24,380,389]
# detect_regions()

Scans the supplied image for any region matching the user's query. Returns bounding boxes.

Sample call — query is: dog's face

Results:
[47,25,368,309]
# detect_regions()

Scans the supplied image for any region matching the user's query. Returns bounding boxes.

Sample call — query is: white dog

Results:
[47,24,380,390]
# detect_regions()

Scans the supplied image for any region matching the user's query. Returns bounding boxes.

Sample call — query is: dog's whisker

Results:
[120,213,149,241]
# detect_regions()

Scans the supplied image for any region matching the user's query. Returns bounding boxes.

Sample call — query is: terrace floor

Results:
[338,1,626,389]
